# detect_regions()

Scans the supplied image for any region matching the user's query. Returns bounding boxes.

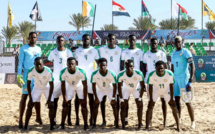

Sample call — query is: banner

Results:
[195,70,215,82]
[4,73,17,84]
[0,73,6,84]
[151,30,209,39]
[0,57,15,73]
[93,30,151,40]
[36,31,92,41]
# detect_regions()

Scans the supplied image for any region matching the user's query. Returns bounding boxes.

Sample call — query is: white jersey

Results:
[74,46,100,79]
[147,70,174,92]
[121,48,143,70]
[117,70,144,91]
[143,50,167,79]
[91,69,117,91]
[48,48,73,75]
[27,66,54,90]
[98,45,122,75]
[60,67,87,88]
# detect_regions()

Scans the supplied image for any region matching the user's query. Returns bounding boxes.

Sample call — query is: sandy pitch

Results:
[0,83,215,134]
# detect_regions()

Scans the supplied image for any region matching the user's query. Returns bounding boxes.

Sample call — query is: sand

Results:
[0,83,215,134]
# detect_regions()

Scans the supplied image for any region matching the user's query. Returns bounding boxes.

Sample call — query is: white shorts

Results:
[147,86,171,102]
[122,88,140,100]
[97,88,114,102]
[66,85,84,100]
[31,87,54,102]
[53,79,70,99]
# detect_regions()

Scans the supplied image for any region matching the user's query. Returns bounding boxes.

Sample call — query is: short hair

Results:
[34,57,43,62]
[82,34,90,39]
[190,42,194,46]
[125,59,134,66]
[69,38,72,41]
[151,38,158,42]
[67,57,77,62]
[155,60,165,67]
[29,32,37,37]
[57,35,64,41]
[128,34,136,39]
[175,36,182,41]
[98,58,107,64]
[108,33,115,39]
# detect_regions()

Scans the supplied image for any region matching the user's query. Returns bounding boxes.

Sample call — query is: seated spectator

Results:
[159,36,164,46]
[101,37,106,45]
[166,35,172,46]
[123,37,129,46]
[147,36,152,45]
[13,47,19,57]
[160,43,169,55]
[189,43,196,56]
[94,38,100,46]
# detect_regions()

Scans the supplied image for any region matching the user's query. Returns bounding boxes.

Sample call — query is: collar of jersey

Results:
[156,70,166,77]
[99,69,108,77]
[82,46,91,49]
[57,47,66,52]
[35,67,45,74]
[150,50,159,53]
[67,67,77,74]
[107,45,116,49]
[126,70,134,78]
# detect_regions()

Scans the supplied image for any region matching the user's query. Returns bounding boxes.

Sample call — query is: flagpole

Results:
[35,21,36,32]
[177,5,180,35]
[82,0,84,31]
[92,5,97,40]
[171,0,172,29]
[201,0,203,44]
[112,0,114,30]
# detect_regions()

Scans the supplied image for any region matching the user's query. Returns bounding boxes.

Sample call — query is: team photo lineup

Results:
[14,31,196,132]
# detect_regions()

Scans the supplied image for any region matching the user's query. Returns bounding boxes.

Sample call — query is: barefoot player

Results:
[23,57,55,130]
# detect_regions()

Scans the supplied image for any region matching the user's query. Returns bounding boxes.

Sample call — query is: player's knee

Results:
[147,104,154,110]
[111,103,117,109]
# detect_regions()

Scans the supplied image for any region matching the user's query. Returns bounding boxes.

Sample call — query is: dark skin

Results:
[60,59,89,130]
[120,36,144,125]
[118,62,145,129]
[92,61,118,129]
[18,33,42,129]
[143,39,168,127]
[74,35,99,126]
[145,64,180,132]
[23,59,55,130]
[171,38,195,122]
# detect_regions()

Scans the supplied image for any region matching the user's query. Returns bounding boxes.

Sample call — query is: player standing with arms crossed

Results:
[17,32,42,128]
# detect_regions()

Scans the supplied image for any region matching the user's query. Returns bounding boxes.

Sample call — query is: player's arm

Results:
[82,80,88,101]
[120,60,124,71]
[112,83,117,98]
[171,64,174,73]
[189,61,195,83]
[17,47,24,75]
[47,81,54,104]
[143,63,147,78]
[61,81,67,102]
[27,81,32,101]
[140,81,146,98]
[92,83,98,101]
[140,62,145,75]
[169,84,174,101]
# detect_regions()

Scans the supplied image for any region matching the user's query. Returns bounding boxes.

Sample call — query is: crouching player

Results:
[145,61,180,131]
[118,60,146,129]
[23,57,55,130]
[91,58,119,129]
[59,57,88,130]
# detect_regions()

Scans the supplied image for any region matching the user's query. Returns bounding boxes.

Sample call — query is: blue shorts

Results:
[174,76,189,97]
[22,69,34,94]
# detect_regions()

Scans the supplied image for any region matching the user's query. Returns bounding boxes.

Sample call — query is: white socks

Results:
[191,121,196,129]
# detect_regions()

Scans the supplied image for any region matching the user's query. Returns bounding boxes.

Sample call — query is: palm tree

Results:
[129,17,157,30]
[205,21,215,30]
[1,26,19,45]
[68,13,91,31]
[100,24,118,31]
[159,15,196,29]
[16,21,35,44]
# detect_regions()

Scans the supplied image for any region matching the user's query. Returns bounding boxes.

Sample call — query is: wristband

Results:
[120,98,124,102]
[138,98,142,101]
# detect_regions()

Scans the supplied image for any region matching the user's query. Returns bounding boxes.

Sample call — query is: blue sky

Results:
[0,0,214,32]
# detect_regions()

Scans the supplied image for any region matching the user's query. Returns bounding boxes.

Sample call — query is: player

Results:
[118,60,145,129]
[47,36,73,125]
[59,57,88,130]
[91,58,118,128]
[120,35,144,125]
[171,36,195,129]
[142,38,168,127]
[23,57,55,130]
[145,61,180,131]
[17,32,42,128]
[74,34,100,125]
[98,33,122,126]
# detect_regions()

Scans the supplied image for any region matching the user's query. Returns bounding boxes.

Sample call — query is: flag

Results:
[8,3,15,28]
[112,1,130,17]
[82,1,95,17]
[203,1,215,21]
[30,1,42,21]
[172,0,188,20]
[142,0,155,25]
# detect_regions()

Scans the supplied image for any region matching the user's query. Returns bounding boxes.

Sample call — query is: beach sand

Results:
[0,83,215,133]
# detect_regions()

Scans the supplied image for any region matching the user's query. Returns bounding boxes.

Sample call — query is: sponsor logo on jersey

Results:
[89,50,92,54]
[136,52,139,56]
[200,72,207,81]
[76,76,79,79]
[115,51,118,55]
[164,79,167,82]
[97,78,100,80]
[180,53,183,56]
[43,76,47,79]
[134,77,137,81]
[197,58,204,68]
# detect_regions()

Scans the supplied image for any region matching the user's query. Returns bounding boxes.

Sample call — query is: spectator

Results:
[42,53,46,58]
[69,38,75,48]
[17,44,20,52]
[94,38,100,46]
[189,43,196,56]
[13,47,19,57]
[123,37,129,46]
[147,36,152,45]
[166,35,172,46]
[159,36,164,46]
[115,39,119,45]
[160,43,169,55]
[101,37,106,45]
